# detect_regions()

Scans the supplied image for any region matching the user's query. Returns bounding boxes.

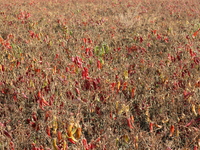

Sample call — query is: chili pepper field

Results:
[0,0,200,149]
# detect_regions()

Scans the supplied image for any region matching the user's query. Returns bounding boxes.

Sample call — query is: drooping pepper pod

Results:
[52,138,59,150]
[63,140,68,150]
[169,125,175,137]
[52,116,58,135]
[66,121,82,144]
[74,126,82,139]
[66,122,75,138]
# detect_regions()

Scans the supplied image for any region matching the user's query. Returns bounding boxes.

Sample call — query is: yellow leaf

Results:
[123,135,129,143]
[124,70,129,79]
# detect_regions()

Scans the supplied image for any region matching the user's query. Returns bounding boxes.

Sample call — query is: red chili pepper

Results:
[88,143,96,149]
[169,125,175,137]
[46,125,51,137]
[94,137,101,143]
[31,143,36,150]
[97,60,102,69]
[122,82,128,90]
[127,118,134,129]
[192,29,200,38]
[57,130,62,142]
[9,141,15,150]
[39,145,44,150]
[68,138,76,144]
[82,138,88,150]
[185,120,194,127]
[41,97,49,106]
[75,87,80,95]
[45,111,51,122]
[193,146,198,150]
[3,130,12,139]
[131,87,135,98]
[13,95,17,102]
[37,91,42,98]
[32,113,37,121]
[149,122,153,132]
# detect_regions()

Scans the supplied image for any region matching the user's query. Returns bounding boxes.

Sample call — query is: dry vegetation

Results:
[0,0,200,149]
